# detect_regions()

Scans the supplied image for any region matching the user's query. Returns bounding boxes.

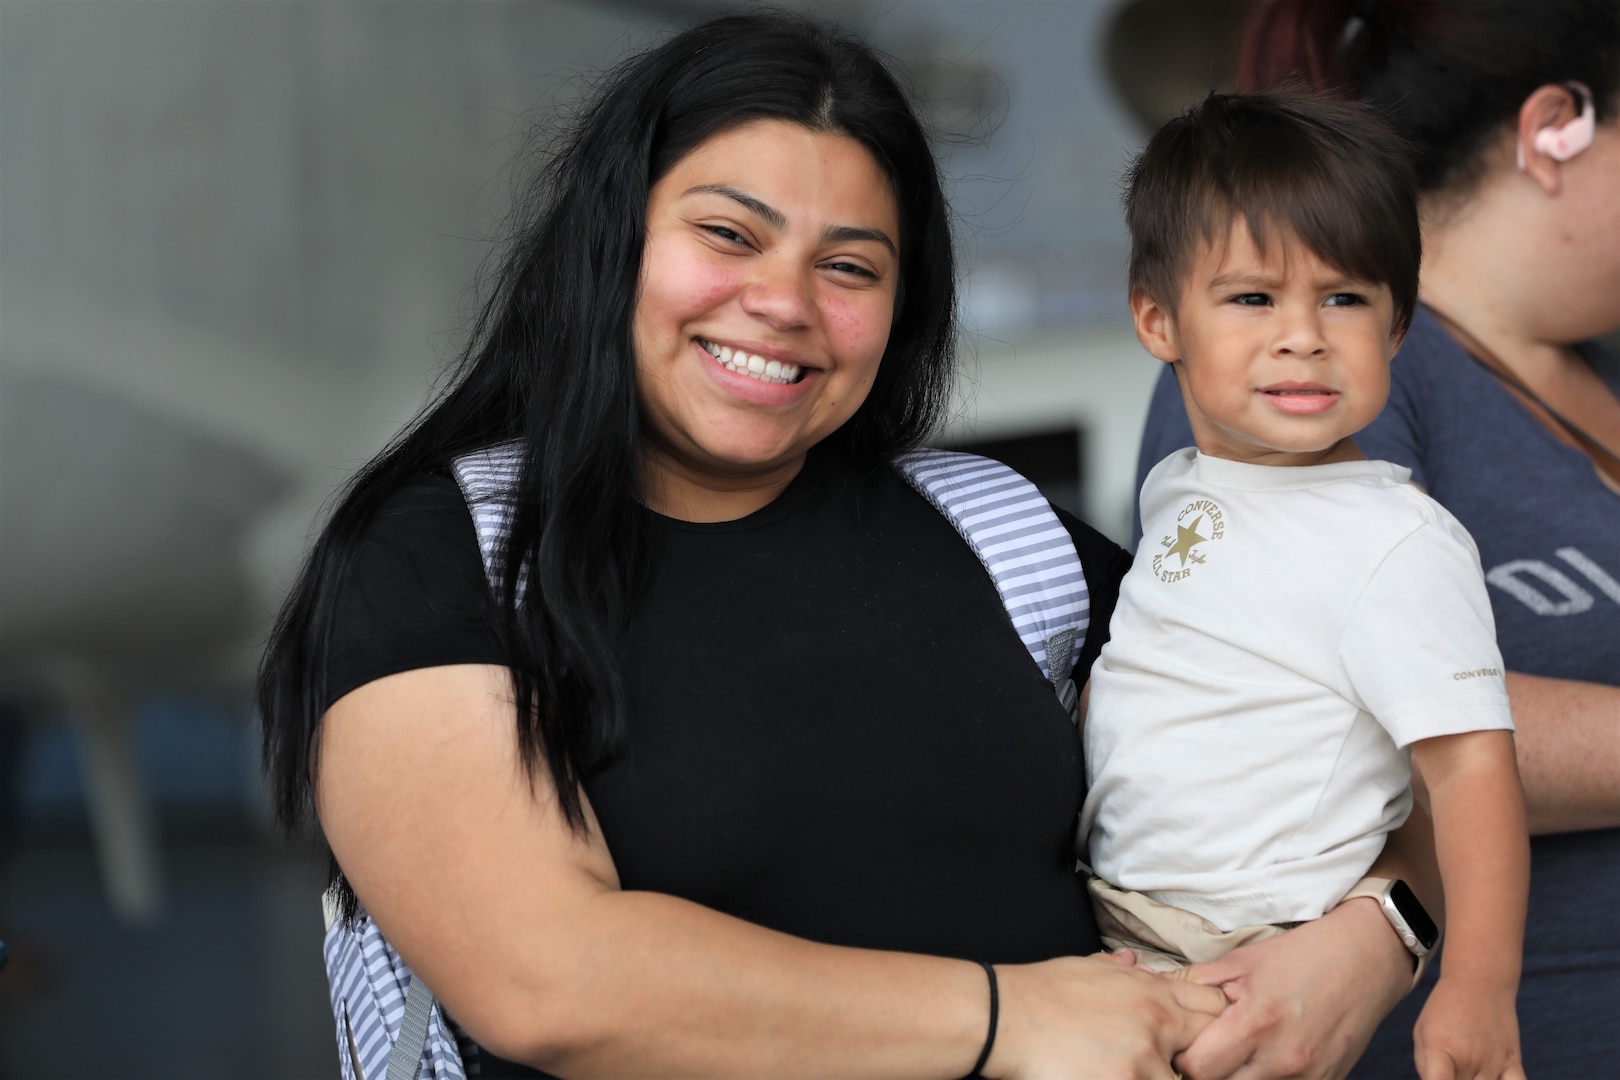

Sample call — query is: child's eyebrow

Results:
[1207,269,1377,291]
[1207,270,1279,290]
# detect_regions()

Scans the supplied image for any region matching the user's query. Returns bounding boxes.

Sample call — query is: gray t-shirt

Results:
[1134,306,1620,1077]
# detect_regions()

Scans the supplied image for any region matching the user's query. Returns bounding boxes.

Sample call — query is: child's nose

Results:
[1273,308,1328,358]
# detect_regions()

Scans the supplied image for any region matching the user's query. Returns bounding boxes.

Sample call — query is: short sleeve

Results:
[321,473,508,711]
[1338,516,1514,747]
[1055,508,1132,686]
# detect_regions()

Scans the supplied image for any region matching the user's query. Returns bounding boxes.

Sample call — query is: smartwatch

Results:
[1344,876,1439,985]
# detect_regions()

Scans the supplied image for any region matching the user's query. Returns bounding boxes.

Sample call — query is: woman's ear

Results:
[1514,83,1593,194]
[1129,285,1180,364]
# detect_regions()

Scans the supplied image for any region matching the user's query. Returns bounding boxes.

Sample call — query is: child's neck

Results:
[1195,438,1368,468]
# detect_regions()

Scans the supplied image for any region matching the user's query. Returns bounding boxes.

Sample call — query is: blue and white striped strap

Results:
[321,887,471,1080]
[451,442,526,602]
[893,448,1089,722]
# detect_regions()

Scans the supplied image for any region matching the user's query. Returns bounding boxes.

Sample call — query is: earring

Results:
[1517,82,1596,170]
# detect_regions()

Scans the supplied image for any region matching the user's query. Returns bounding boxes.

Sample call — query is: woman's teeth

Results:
[700,339,802,384]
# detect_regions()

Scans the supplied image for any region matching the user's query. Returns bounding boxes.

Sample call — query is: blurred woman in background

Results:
[1136,1,1620,1074]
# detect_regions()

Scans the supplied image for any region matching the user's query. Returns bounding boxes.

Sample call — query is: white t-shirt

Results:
[1081,449,1513,930]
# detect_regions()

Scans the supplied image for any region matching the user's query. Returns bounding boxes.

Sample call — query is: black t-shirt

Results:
[325,450,1130,1075]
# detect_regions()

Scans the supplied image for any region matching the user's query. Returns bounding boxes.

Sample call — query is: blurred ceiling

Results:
[0,0,1213,692]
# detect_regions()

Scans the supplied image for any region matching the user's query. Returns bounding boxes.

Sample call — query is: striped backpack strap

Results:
[320,886,469,1080]
[893,449,1090,722]
[451,441,527,599]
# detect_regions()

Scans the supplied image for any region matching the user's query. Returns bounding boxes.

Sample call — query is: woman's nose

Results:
[739,258,814,330]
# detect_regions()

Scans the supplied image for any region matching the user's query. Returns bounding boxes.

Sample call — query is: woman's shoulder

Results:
[877,447,1131,675]
[871,447,1130,581]
[321,471,506,712]
[369,470,474,520]
[355,471,486,568]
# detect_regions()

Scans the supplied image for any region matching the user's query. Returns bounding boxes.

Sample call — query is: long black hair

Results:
[1239,0,1620,194]
[258,13,958,874]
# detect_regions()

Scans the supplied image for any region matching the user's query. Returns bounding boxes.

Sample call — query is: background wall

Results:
[0,2,1216,1075]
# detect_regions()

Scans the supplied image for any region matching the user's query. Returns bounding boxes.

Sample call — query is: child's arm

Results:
[1408,729,1530,1080]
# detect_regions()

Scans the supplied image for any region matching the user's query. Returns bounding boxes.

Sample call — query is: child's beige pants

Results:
[1087,877,1298,976]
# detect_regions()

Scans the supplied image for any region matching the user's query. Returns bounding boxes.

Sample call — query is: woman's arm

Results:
[319,664,1226,1080]
[1505,671,1620,834]
[1174,806,1443,1080]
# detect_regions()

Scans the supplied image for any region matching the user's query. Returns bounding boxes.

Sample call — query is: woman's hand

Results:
[1174,899,1409,1080]
[985,950,1227,1080]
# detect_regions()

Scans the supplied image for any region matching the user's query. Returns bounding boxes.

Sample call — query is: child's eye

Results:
[1324,292,1366,307]
[1230,293,1270,306]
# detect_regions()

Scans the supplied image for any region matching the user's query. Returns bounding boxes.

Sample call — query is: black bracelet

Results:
[963,961,999,1079]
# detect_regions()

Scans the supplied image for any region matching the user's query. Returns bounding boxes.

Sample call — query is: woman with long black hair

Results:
[264,13,1424,1078]
[1137,2,1620,1075]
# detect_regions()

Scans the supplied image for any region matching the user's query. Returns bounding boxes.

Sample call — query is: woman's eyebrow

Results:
[685,183,897,255]
[822,224,896,256]
[685,184,787,230]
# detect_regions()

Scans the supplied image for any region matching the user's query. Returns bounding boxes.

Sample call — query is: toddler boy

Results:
[1081,92,1528,1079]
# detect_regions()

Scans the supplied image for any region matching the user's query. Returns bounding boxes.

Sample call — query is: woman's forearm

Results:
[1506,671,1620,834]
[321,665,1223,1080]
[1370,797,1445,930]
[1173,808,1446,1080]
[458,884,1225,1079]
[480,887,989,1077]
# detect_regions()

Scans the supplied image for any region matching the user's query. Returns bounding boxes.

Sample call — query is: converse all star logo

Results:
[1151,498,1225,583]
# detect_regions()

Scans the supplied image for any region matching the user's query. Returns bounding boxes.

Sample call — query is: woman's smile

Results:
[696,337,807,385]
[633,118,901,519]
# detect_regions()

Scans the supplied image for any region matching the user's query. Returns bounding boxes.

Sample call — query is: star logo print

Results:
[1162,515,1210,567]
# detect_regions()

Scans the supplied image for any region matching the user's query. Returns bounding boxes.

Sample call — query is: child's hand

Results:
[1414,976,1525,1080]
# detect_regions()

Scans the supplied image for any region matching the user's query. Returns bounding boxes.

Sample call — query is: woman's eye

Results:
[1324,292,1366,307]
[703,224,750,246]
[825,261,879,280]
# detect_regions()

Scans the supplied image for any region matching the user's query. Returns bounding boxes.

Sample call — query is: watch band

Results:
[1342,876,1437,990]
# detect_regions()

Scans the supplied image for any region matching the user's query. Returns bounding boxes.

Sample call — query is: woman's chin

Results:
[643,431,810,482]
[696,443,810,479]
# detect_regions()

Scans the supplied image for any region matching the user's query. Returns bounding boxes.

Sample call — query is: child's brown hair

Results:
[1124,91,1420,333]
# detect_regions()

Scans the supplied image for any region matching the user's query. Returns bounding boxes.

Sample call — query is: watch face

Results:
[1390,880,1440,950]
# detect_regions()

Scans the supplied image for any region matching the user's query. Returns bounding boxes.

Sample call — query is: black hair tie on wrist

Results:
[964,961,999,1079]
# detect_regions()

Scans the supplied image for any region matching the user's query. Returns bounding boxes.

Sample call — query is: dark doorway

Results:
[942,426,1085,519]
